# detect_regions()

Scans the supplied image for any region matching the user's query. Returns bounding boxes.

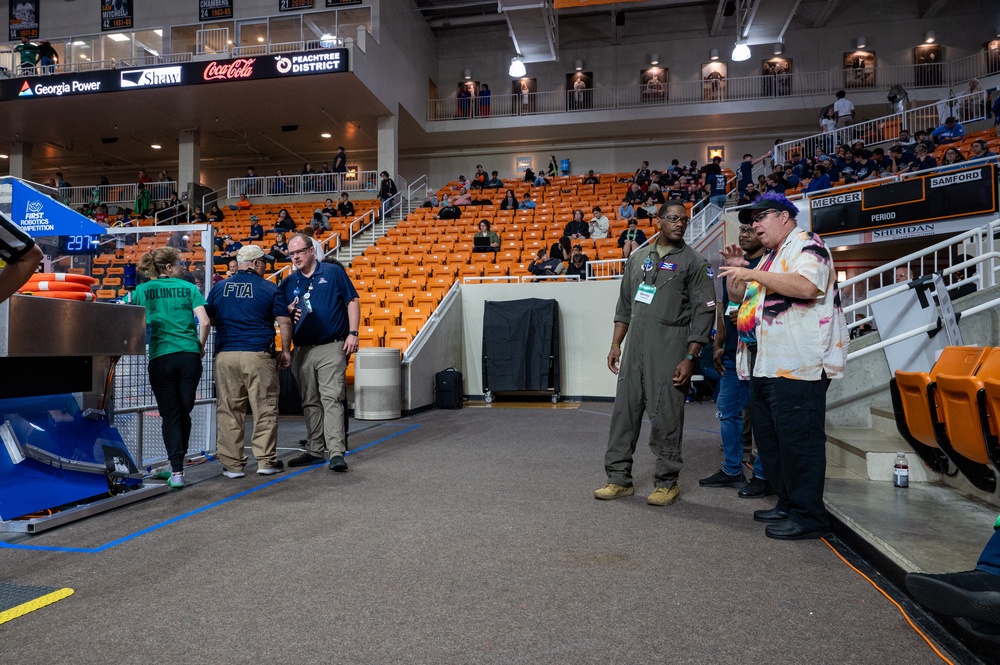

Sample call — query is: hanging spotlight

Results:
[773,43,783,55]
[150,142,162,150]
[710,48,720,61]
[924,31,936,44]
[650,53,660,65]
[575,59,583,72]
[463,68,472,80]
[732,41,751,61]
[508,56,526,78]
[856,36,866,49]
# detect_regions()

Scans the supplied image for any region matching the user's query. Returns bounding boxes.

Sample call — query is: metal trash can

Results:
[354,348,401,420]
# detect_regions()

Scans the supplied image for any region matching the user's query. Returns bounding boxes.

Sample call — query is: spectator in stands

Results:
[636,196,660,220]
[564,210,590,240]
[583,170,600,185]
[332,146,347,176]
[821,156,840,183]
[589,207,610,239]
[136,169,152,184]
[486,171,503,189]
[909,144,938,172]
[913,130,936,153]
[848,151,877,182]
[547,155,560,178]
[474,220,500,252]
[300,226,324,258]
[896,129,916,150]
[159,190,186,223]
[738,182,762,205]
[647,183,666,205]
[167,231,192,253]
[378,171,398,218]
[994,95,1000,137]
[478,84,491,116]
[705,169,728,209]
[310,209,329,232]
[499,189,518,210]
[422,191,439,208]
[221,235,242,263]
[522,167,537,184]
[870,147,890,173]
[453,187,473,206]
[618,219,646,258]
[634,161,651,186]
[337,192,355,218]
[302,162,317,192]
[229,194,252,211]
[932,116,965,145]
[471,165,488,190]
[454,175,468,190]
[243,215,264,242]
[528,248,565,277]
[804,165,831,193]
[191,206,207,223]
[207,204,225,222]
[225,259,239,277]
[550,236,572,262]
[566,245,588,280]
[720,193,848,539]
[321,198,337,222]
[624,182,645,205]
[269,232,289,266]
[134,182,153,219]
[938,147,967,171]
[764,174,785,194]
[833,89,855,129]
[737,153,768,198]
[757,174,768,191]
[618,199,635,221]
[970,139,998,162]
[271,169,295,195]
[274,208,296,232]
[782,165,801,188]
[518,193,536,210]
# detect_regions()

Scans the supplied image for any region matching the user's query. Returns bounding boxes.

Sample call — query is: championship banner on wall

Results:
[9,0,39,40]
[810,165,998,237]
[0,48,349,101]
[101,0,134,32]
[200,0,234,21]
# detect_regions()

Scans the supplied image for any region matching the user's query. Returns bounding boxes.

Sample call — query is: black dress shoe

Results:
[739,476,774,499]
[905,570,1000,625]
[765,520,830,540]
[329,455,348,472]
[287,452,324,467]
[698,469,747,488]
[753,507,789,523]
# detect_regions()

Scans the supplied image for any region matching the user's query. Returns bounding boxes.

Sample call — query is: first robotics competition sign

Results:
[810,164,998,238]
[3,179,107,237]
[0,47,348,101]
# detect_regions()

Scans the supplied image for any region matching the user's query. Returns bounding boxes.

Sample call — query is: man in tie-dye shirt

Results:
[718,193,848,541]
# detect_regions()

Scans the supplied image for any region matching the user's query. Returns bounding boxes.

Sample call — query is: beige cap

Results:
[237,245,265,262]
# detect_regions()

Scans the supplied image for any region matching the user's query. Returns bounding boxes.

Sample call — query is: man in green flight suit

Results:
[595,202,717,506]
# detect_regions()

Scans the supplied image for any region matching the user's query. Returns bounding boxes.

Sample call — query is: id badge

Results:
[635,283,656,304]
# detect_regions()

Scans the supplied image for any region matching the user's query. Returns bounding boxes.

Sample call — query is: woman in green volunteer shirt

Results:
[132,247,210,489]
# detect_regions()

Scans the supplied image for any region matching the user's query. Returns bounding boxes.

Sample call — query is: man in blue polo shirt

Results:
[279,233,360,472]
[206,245,293,478]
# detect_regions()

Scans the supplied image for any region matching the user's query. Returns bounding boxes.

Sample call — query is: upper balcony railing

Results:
[226,170,379,200]
[429,51,1000,122]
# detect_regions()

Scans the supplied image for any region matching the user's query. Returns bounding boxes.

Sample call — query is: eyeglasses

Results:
[738,226,754,234]
[751,209,779,224]
[660,214,688,224]
[288,247,313,258]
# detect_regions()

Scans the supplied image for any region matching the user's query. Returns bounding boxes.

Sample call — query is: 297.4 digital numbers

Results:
[62,235,101,254]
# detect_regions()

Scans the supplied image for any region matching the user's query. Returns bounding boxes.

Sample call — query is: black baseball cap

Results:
[738,197,798,224]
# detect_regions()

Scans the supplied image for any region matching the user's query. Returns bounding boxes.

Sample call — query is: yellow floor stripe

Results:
[0,588,74,625]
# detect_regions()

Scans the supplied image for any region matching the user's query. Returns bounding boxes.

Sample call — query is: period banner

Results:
[101,0,134,32]
[810,165,998,236]
[200,0,234,21]
[9,0,39,41]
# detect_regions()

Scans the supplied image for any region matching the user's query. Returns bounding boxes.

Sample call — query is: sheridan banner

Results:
[810,164,998,236]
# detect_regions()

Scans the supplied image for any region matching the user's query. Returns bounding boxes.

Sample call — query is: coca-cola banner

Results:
[0,48,348,101]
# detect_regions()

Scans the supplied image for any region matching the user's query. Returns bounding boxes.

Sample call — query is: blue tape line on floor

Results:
[0,423,420,554]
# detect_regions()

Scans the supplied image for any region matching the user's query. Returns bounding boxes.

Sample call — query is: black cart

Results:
[481,298,561,404]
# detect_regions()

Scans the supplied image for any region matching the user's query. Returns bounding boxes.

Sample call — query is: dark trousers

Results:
[750,375,830,531]
[149,352,203,473]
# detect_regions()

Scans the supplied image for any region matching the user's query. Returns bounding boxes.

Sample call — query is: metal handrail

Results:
[227,171,377,199]
[402,281,461,364]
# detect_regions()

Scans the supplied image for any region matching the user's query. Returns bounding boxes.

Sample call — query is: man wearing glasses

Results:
[595,203,717,507]
[718,193,848,540]
[279,234,360,472]
[207,245,293,478]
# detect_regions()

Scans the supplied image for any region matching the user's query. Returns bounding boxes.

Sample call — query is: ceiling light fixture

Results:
[321,132,332,139]
[150,142,162,150]
[856,36,866,49]
[732,41,751,61]
[463,68,472,80]
[257,36,265,43]
[710,48,720,61]
[924,31,936,44]
[773,42,783,55]
[508,56,526,78]
[0,154,8,160]
[650,53,660,65]
[575,59,583,72]
[107,33,130,42]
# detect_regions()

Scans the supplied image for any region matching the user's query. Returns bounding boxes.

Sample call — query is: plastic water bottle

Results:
[893,452,909,488]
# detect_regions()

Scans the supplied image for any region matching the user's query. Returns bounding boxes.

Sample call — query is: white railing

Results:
[463,274,581,283]
[774,89,988,162]
[59,181,179,207]
[685,202,723,244]
[428,60,1000,122]
[341,209,379,259]
[587,258,626,280]
[197,27,230,55]
[226,170,377,199]
[407,175,428,213]
[402,281,461,363]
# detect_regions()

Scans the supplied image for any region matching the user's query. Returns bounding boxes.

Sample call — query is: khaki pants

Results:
[215,351,280,472]
[292,341,347,458]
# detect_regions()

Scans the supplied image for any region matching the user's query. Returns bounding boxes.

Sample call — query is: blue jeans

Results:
[710,194,727,209]
[977,527,1000,576]
[718,354,764,478]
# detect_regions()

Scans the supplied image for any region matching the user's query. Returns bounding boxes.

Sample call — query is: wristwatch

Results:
[348,330,358,337]
[684,353,696,361]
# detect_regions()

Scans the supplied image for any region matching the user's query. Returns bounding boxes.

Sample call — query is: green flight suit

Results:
[604,241,717,488]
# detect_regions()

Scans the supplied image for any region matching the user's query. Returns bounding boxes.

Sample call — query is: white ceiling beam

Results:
[921,0,950,18]
[710,0,729,37]
[812,0,839,28]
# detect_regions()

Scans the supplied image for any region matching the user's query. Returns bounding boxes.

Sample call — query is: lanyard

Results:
[642,246,675,286]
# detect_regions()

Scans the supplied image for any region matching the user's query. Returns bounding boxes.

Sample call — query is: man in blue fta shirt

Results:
[206,245,293,478]
[279,233,360,472]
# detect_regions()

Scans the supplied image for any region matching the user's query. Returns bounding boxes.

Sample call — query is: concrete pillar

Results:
[9,141,31,181]
[377,114,398,181]
[178,129,200,200]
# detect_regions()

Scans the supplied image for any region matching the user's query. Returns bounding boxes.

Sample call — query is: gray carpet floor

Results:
[0,402,951,664]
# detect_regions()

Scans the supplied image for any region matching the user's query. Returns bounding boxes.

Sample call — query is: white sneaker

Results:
[222,469,245,479]
[168,472,184,488]
[256,460,285,476]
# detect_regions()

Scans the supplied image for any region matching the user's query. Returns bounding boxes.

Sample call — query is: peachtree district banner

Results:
[810,164,998,236]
